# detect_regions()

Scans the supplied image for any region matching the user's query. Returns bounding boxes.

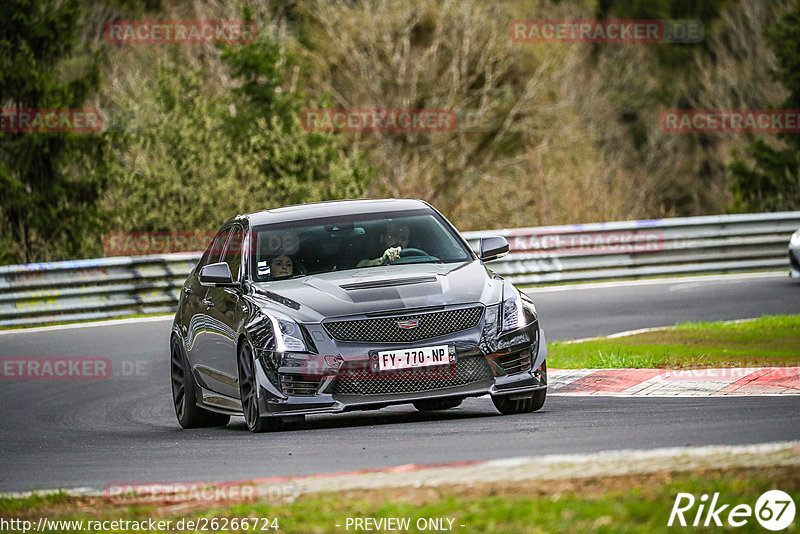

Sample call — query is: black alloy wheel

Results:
[237,340,282,433]
[170,338,230,428]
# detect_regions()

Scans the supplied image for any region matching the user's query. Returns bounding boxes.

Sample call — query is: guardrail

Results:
[1,211,797,327]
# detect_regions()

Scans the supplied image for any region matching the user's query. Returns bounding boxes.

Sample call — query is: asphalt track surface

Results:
[0,272,798,492]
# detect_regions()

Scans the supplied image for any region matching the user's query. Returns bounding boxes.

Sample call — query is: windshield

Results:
[250,209,473,282]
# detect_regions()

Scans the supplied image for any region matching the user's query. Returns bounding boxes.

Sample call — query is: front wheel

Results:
[237,340,282,433]
[491,388,546,415]
[170,338,230,428]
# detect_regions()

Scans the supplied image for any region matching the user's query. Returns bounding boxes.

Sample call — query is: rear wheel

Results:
[491,389,546,415]
[170,338,230,428]
[237,340,282,433]
[413,397,463,411]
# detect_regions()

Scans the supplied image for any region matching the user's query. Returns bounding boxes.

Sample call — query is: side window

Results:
[221,226,244,281]
[198,228,231,269]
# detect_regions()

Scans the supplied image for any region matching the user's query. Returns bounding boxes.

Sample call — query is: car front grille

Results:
[323,306,484,343]
[280,374,321,396]
[332,356,493,396]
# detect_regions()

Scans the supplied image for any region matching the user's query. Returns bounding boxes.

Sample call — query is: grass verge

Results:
[548,315,800,369]
[0,467,797,533]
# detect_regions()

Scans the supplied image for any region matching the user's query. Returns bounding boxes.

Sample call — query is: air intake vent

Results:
[280,374,322,396]
[340,276,437,290]
[492,349,532,375]
[333,356,493,396]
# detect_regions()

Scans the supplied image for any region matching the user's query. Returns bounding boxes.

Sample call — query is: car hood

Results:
[250,261,503,323]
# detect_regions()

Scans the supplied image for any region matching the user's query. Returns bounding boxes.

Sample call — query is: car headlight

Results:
[791,231,800,247]
[267,314,308,352]
[500,283,526,333]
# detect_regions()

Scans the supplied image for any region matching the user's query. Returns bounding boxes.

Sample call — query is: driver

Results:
[270,254,294,278]
[357,221,410,267]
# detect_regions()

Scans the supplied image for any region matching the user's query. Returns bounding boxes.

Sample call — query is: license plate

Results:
[375,345,453,372]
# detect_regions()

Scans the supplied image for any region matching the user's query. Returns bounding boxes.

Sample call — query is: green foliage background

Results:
[0,0,108,264]
[0,0,798,265]
[729,5,800,212]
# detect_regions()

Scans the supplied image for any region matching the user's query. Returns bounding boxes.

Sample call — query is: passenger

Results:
[270,254,294,279]
[357,221,411,267]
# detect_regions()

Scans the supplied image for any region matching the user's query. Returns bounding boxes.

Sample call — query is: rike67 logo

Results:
[669,490,796,531]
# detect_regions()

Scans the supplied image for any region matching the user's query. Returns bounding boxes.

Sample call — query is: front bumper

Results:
[253,321,548,417]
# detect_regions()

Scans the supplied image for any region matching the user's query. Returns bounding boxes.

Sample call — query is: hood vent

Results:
[254,288,301,310]
[340,276,437,291]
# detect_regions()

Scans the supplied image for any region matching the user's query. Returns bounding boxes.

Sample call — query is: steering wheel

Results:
[386,247,435,265]
[399,247,429,257]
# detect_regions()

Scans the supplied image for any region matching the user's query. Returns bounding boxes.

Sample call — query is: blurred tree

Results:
[219,32,372,207]
[0,0,109,264]
[596,0,729,68]
[102,29,371,236]
[728,5,800,211]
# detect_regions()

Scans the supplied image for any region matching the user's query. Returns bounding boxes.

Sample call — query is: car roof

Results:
[240,198,433,226]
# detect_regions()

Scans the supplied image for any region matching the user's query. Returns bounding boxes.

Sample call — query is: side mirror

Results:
[199,262,238,287]
[479,236,509,262]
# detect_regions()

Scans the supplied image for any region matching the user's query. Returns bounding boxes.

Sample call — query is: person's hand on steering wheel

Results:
[380,246,402,264]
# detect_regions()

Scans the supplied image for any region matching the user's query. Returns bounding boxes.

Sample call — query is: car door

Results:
[188,227,231,393]
[201,224,245,398]
[179,232,222,356]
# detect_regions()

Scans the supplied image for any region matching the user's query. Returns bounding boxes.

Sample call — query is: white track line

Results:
[0,315,173,336]
[526,271,784,293]
[562,317,761,344]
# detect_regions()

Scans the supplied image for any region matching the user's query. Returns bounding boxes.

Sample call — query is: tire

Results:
[491,388,546,415]
[237,340,282,433]
[413,397,463,411]
[170,338,231,428]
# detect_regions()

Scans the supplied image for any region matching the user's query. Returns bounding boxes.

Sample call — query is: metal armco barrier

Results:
[462,211,799,285]
[0,254,201,327]
[1,212,798,327]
